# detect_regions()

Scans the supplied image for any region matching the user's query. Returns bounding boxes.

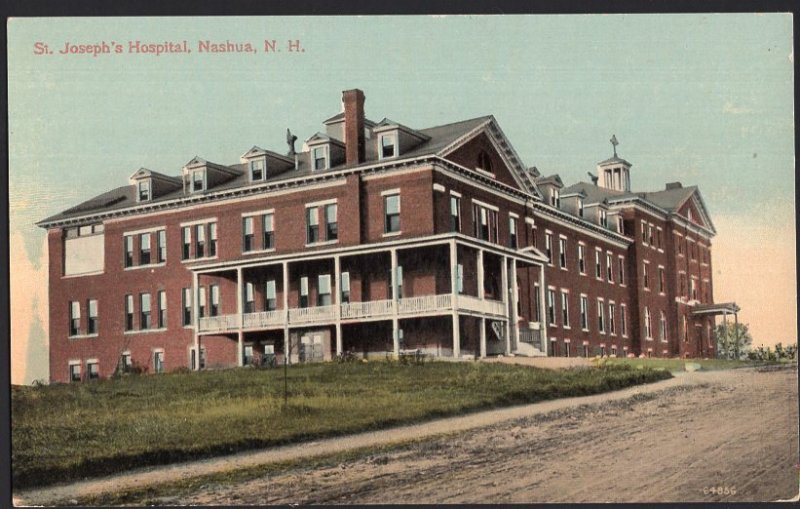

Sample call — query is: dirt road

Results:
[15,366,799,505]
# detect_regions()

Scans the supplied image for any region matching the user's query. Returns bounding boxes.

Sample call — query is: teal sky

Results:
[8,14,795,383]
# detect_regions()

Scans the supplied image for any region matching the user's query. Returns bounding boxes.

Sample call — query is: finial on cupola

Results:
[610,134,619,158]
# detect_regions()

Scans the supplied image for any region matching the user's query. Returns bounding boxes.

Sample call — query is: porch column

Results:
[391,248,400,357]
[450,240,460,358]
[538,265,547,354]
[501,256,510,354]
[237,267,244,367]
[282,261,290,364]
[722,311,728,360]
[192,271,200,371]
[510,259,519,353]
[334,255,343,356]
[477,249,484,300]
[480,317,487,358]
[734,312,740,360]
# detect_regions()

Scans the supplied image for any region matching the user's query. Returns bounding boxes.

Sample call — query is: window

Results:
[139,233,151,265]
[153,351,164,373]
[182,288,192,326]
[641,222,647,244]
[124,235,134,268]
[140,293,151,330]
[182,227,191,260]
[657,229,663,248]
[597,299,605,333]
[618,256,625,285]
[559,238,567,269]
[384,194,401,233]
[380,134,396,159]
[595,249,602,278]
[583,343,590,358]
[644,307,652,339]
[157,230,167,263]
[244,345,254,366]
[87,361,99,380]
[510,216,519,249]
[679,273,687,298]
[606,253,613,282]
[477,151,493,172]
[393,266,404,299]
[210,285,220,316]
[561,291,570,327]
[265,280,277,310]
[648,225,654,246]
[660,311,667,341]
[87,299,98,334]
[262,214,274,249]
[547,289,556,326]
[318,275,332,306]
[243,217,254,252]
[209,222,217,257]
[340,272,351,304]
[138,180,151,201]
[683,315,689,342]
[551,189,560,208]
[599,209,607,228]
[578,244,586,274]
[198,287,206,318]
[643,262,650,289]
[313,146,327,170]
[158,290,167,328]
[564,341,571,357]
[617,216,624,234]
[608,303,616,335]
[191,170,205,192]
[299,277,309,308]
[450,196,461,232]
[125,294,134,331]
[456,264,464,294]
[473,203,498,242]
[578,198,584,217]
[580,296,589,330]
[195,224,205,258]
[690,278,697,301]
[245,283,255,313]
[250,159,265,181]
[545,233,552,264]
[659,267,666,293]
[120,352,132,373]
[306,206,319,243]
[69,363,81,382]
[621,304,627,336]
[533,283,541,322]
[69,301,80,336]
[325,204,338,241]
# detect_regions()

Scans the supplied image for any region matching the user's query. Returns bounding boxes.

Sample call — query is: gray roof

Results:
[598,155,632,166]
[39,115,494,226]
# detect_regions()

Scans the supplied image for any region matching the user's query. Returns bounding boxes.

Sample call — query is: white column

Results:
[192,271,200,370]
[477,249,484,300]
[510,259,519,353]
[479,317,487,358]
[538,265,547,354]
[334,255,343,356]
[390,248,400,357]
[501,256,510,354]
[450,240,460,358]
[237,267,244,366]
[282,261,290,364]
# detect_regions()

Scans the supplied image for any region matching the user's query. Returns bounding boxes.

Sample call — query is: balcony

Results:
[197,293,511,333]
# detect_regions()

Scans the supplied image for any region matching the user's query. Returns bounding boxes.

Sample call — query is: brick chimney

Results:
[343,89,365,165]
[666,182,683,190]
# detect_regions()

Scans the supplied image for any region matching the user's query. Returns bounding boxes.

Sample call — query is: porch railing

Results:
[288,304,337,324]
[242,310,286,329]
[457,295,506,316]
[340,299,395,320]
[198,314,241,334]
[397,294,452,315]
[518,326,542,345]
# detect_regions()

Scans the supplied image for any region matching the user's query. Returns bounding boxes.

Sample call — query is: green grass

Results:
[598,357,782,373]
[12,360,671,489]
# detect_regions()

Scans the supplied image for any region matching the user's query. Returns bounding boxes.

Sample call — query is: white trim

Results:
[433,183,446,193]
[68,359,81,366]
[509,211,520,219]
[380,188,401,196]
[305,198,338,208]
[449,190,462,198]
[180,217,218,228]
[472,198,500,212]
[61,270,104,279]
[123,225,166,237]
[474,167,495,178]
[124,262,166,272]
[242,208,275,218]
[305,239,339,248]
[524,217,535,225]
[181,256,219,264]
[123,327,168,336]
[382,231,403,238]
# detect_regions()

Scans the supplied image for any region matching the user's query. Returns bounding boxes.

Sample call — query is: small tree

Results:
[714,322,752,360]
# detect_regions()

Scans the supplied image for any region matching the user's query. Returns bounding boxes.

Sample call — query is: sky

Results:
[8,14,795,384]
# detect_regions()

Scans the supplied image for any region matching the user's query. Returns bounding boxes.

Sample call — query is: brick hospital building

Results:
[38,89,739,383]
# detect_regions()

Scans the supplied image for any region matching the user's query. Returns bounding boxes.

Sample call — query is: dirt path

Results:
[14,367,799,505]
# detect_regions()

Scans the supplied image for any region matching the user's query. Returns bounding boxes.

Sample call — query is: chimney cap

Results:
[666,182,683,190]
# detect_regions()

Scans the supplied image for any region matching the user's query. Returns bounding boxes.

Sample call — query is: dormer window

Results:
[477,151,493,173]
[313,146,328,170]
[379,133,397,159]
[249,159,265,182]
[599,209,608,228]
[190,170,206,193]
[578,198,584,217]
[137,180,151,202]
[551,189,560,208]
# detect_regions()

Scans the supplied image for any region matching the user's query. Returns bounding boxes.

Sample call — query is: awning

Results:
[690,302,740,316]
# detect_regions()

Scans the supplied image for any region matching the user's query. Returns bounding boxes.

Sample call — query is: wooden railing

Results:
[288,304,337,324]
[340,299,395,320]
[397,294,452,315]
[198,314,241,333]
[457,295,506,316]
[242,310,285,329]
[518,326,542,345]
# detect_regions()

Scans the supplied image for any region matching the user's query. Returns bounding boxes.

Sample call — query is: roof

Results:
[561,181,627,205]
[598,155,632,166]
[638,186,698,211]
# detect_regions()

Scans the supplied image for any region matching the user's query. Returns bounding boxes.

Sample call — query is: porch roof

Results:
[690,302,740,316]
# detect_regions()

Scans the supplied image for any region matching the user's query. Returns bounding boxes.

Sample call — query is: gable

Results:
[678,195,707,228]
[442,132,524,190]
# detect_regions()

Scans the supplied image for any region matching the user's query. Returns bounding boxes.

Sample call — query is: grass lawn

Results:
[599,357,783,373]
[12,360,671,489]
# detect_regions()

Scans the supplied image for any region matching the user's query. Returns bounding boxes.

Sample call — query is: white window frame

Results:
[378,132,398,160]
